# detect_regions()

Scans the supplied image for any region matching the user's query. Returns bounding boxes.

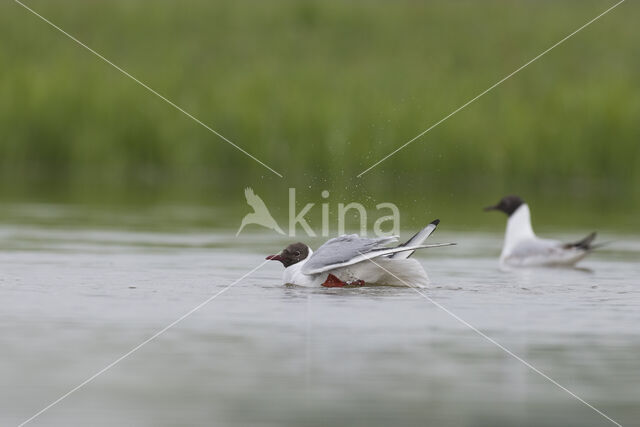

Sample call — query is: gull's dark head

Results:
[266,242,310,268]
[484,195,525,216]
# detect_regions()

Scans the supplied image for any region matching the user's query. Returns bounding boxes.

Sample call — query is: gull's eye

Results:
[294,251,301,257]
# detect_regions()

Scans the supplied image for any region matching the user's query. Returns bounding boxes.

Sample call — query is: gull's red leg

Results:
[321,274,347,288]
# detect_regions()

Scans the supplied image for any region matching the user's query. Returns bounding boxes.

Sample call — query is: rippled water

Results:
[1,219,639,427]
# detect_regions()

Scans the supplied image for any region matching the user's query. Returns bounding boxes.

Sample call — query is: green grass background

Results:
[1,0,638,230]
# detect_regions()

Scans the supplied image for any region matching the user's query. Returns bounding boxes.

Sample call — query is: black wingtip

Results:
[430,219,440,226]
[564,232,598,250]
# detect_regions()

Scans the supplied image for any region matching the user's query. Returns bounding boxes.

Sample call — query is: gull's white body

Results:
[500,204,591,267]
[276,222,453,287]
[283,247,430,288]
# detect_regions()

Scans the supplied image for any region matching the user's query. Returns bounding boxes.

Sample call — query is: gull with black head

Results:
[485,195,599,267]
[266,220,454,287]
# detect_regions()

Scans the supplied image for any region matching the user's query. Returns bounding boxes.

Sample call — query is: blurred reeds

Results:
[1,0,638,228]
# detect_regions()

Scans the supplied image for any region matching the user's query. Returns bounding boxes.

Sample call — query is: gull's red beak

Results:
[266,254,282,261]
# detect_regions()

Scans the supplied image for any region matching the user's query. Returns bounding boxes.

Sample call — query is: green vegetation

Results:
[1,0,638,229]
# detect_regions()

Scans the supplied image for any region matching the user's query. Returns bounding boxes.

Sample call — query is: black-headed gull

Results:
[485,195,598,267]
[266,220,454,287]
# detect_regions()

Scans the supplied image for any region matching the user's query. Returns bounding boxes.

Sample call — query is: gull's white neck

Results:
[502,204,536,257]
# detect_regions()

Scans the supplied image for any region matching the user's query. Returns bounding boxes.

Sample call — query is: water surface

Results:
[1,219,639,427]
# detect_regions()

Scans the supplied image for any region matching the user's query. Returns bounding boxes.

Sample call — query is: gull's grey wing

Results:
[302,243,455,275]
[301,235,397,274]
[512,234,596,258]
[509,238,564,258]
[505,237,593,266]
[389,219,440,259]
[302,234,455,275]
